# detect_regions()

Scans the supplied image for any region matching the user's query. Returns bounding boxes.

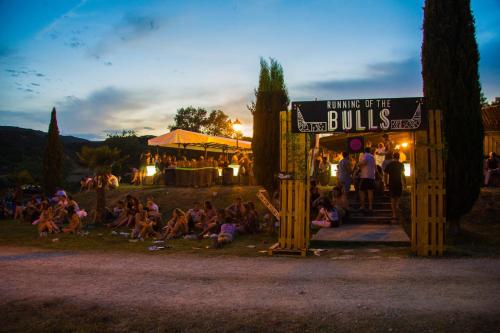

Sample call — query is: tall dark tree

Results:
[422,0,484,234]
[252,58,288,193]
[42,107,64,195]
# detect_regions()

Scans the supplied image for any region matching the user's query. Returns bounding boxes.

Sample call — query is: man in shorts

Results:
[384,152,406,222]
[358,147,376,214]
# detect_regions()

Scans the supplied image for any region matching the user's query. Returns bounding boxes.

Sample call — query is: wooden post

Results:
[411,109,446,256]
[270,111,310,256]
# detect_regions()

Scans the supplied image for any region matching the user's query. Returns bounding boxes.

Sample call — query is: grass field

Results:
[0,186,499,257]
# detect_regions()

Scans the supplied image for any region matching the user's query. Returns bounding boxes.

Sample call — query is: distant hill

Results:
[0,126,95,183]
[0,126,161,187]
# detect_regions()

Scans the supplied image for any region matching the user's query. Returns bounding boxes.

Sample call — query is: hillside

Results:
[0,126,95,182]
[0,126,161,187]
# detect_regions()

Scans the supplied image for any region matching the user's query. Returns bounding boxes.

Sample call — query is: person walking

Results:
[384,152,406,222]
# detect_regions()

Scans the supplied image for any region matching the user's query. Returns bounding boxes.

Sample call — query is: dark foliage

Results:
[42,108,64,195]
[422,0,484,231]
[169,107,234,137]
[252,58,289,193]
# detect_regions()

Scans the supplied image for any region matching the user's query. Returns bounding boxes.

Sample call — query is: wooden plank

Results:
[435,110,445,255]
[410,131,417,252]
[286,180,293,249]
[279,180,286,248]
[415,127,430,256]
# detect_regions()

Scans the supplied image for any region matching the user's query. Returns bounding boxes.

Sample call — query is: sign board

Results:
[257,190,280,220]
[291,97,424,133]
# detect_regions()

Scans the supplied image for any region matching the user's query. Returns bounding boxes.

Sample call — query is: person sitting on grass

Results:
[106,195,138,228]
[36,204,60,236]
[225,197,245,223]
[62,205,82,234]
[161,208,188,240]
[196,201,218,237]
[214,217,238,249]
[311,198,339,229]
[132,205,157,239]
[186,201,205,233]
[23,196,40,223]
[239,201,259,234]
[107,173,120,189]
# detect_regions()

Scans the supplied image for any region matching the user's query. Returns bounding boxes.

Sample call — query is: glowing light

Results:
[330,163,338,177]
[401,142,408,148]
[404,163,411,177]
[233,119,242,133]
[229,164,240,176]
[146,165,156,176]
[217,168,223,177]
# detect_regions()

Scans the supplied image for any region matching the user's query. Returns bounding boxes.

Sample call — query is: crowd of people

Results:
[1,184,263,248]
[130,150,255,187]
[0,188,87,236]
[104,195,261,248]
[311,134,407,229]
[80,173,120,191]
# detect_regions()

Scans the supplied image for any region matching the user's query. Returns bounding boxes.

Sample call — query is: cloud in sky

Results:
[88,12,165,59]
[1,0,499,140]
[55,86,163,137]
[294,58,422,100]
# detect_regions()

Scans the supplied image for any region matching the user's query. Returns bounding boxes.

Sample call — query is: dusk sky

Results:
[1,0,499,140]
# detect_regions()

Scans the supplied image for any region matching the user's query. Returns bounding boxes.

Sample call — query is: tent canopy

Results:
[148,129,251,153]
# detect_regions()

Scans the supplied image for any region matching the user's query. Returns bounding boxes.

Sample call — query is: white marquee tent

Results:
[148,129,251,153]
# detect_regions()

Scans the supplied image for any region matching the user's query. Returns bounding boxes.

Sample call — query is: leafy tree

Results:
[205,110,235,137]
[169,107,208,133]
[422,0,484,234]
[78,145,122,224]
[43,107,64,195]
[252,58,288,193]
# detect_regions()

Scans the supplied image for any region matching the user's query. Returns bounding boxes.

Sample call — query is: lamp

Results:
[233,118,242,148]
[146,165,156,177]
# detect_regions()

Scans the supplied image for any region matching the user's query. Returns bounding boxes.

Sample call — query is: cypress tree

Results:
[43,107,64,195]
[422,0,484,233]
[252,58,289,194]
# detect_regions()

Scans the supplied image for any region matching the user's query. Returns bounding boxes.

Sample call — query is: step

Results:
[345,216,393,224]
[348,210,393,218]
[348,203,392,210]
[311,224,410,246]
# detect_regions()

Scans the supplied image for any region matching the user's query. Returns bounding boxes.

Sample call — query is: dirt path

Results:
[1,246,500,332]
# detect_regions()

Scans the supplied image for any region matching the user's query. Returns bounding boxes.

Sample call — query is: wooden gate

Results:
[269,111,310,256]
[271,109,446,256]
[410,109,446,255]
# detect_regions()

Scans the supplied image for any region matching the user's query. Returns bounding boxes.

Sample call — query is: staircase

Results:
[345,191,393,224]
[310,190,410,246]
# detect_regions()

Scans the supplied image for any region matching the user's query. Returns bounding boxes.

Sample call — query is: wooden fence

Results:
[410,109,446,255]
[269,111,310,256]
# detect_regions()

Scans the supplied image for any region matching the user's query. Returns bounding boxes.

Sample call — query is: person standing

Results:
[358,147,376,214]
[384,152,406,221]
[337,152,352,209]
[374,143,386,166]
[484,152,499,186]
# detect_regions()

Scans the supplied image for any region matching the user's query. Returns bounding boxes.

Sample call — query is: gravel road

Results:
[1,246,499,332]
